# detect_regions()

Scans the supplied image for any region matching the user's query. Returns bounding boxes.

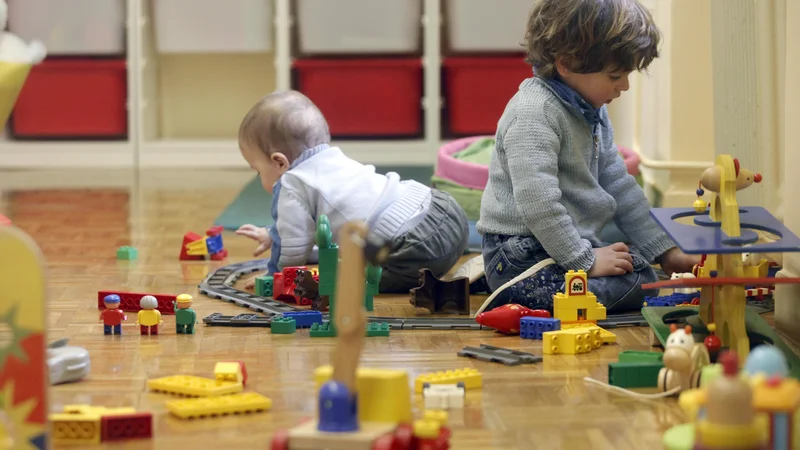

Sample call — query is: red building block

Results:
[97,290,176,315]
[474,304,548,334]
[272,267,314,306]
[101,413,153,441]
[179,231,205,261]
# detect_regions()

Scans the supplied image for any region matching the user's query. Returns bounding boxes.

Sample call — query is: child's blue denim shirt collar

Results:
[533,67,602,128]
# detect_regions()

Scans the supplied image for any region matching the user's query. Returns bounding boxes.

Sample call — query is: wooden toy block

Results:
[165,392,272,419]
[50,413,102,445]
[314,365,412,424]
[414,368,482,393]
[285,420,396,450]
[542,328,603,355]
[147,375,242,397]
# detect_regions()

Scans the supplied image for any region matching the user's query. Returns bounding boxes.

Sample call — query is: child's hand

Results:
[236,224,273,256]
[659,247,701,277]
[244,276,257,290]
[588,242,634,277]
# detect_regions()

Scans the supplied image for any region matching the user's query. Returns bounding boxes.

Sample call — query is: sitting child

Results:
[236,90,469,293]
[476,0,699,312]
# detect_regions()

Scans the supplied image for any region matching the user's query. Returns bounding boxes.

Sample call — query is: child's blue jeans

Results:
[481,233,659,312]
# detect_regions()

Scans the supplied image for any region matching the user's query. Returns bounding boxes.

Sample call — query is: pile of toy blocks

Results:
[180,225,227,261]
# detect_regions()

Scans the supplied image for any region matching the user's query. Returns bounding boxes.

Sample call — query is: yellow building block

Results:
[560,323,616,344]
[542,328,603,355]
[552,271,606,323]
[166,392,272,419]
[214,362,243,384]
[147,375,242,397]
[414,368,482,394]
[315,365,412,424]
[50,413,102,445]
[752,377,800,412]
[61,405,137,417]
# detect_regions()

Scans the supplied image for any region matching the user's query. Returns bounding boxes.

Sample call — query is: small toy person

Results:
[99,294,126,335]
[173,294,196,334]
[136,295,162,335]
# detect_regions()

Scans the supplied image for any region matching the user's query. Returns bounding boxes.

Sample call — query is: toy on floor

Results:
[641,155,800,373]
[409,268,470,315]
[271,221,451,450]
[50,405,152,445]
[457,344,542,366]
[180,225,228,261]
[474,304,551,334]
[0,224,48,448]
[422,383,465,410]
[137,295,162,336]
[0,0,46,128]
[662,346,798,450]
[657,325,710,395]
[47,339,90,385]
[173,294,196,334]
[116,245,138,260]
[97,290,177,314]
[99,294,126,335]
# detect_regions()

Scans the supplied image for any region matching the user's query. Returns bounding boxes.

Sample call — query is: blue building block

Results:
[206,233,224,254]
[282,311,323,328]
[520,317,561,340]
[643,292,696,307]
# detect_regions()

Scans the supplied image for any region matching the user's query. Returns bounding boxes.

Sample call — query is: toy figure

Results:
[173,293,196,334]
[99,294,126,335]
[136,295,162,335]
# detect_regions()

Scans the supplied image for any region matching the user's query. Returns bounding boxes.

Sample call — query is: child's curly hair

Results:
[524,0,661,79]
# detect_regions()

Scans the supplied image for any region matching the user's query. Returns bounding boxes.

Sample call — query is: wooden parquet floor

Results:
[0,169,725,449]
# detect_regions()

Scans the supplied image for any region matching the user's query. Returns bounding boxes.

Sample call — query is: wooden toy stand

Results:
[641,155,800,378]
[0,225,48,449]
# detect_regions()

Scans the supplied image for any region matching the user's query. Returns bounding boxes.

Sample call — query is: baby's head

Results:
[524,0,660,108]
[238,90,330,193]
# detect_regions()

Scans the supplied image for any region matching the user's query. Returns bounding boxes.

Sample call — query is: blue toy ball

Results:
[317,380,358,432]
[744,345,789,378]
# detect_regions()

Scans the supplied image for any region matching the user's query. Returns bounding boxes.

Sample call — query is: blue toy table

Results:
[649,207,800,254]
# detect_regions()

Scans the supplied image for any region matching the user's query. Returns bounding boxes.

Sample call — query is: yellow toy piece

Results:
[214,362,244,384]
[553,270,606,323]
[542,327,603,355]
[314,365,412,424]
[414,368,482,394]
[0,62,33,126]
[185,236,210,256]
[560,322,616,344]
[50,412,102,446]
[166,392,272,419]
[147,375,242,397]
[61,405,137,417]
[0,225,48,449]
[412,418,441,439]
[176,294,193,304]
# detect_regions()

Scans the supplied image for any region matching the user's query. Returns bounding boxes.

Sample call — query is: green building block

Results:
[366,322,390,337]
[116,246,138,260]
[699,363,723,387]
[617,350,663,364]
[255,275,274,297]
[608,361,663,388]
[271,317,296,334]
[309,321,391,338]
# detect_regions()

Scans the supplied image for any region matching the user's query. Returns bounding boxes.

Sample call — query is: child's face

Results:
[557,66,631,109]
[240,144,289,194]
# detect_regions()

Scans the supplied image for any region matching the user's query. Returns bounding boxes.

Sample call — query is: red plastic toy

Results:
[475,304,551,334]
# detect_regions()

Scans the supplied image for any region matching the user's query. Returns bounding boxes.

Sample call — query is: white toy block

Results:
[422,383,465,410]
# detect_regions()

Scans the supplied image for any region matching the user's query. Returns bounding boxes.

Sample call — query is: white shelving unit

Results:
[0,0,137,168]
[138,0,442,168]
[0,0,529,168]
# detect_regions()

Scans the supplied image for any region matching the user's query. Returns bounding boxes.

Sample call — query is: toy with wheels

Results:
[0,225,48,449]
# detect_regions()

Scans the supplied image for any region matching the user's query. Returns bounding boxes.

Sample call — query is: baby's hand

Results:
[244,276,257,290]
[236,224,273,256]
[588,242,634,277]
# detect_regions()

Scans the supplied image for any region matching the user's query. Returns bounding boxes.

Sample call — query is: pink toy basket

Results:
[435,136,641,191]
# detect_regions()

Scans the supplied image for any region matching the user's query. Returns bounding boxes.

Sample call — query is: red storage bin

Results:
[443,56,532,135]
[12,58,128,138]
[293,58,423,137]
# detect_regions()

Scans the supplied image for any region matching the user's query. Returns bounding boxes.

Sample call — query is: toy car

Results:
[47,338,90,385]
